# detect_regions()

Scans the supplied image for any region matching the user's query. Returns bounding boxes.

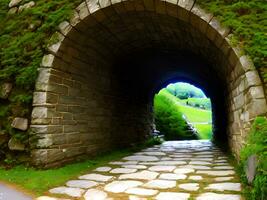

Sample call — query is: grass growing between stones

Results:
[0,149,135,196]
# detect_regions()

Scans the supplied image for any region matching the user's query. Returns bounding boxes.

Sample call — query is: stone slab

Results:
[79,173,113,182]
[84,189,107,200]
[155,192,190,200]
[205,183,241,191]
[119,170,159,180]
[125,187,158,196]
[66,180,98,189]
[196,192,241,200]
[143,180,176,189]
[104,180,143,193]
[49,187,84,197]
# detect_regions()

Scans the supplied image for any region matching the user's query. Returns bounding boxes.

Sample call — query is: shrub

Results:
[154,91,197,140]
[239,116,267,200]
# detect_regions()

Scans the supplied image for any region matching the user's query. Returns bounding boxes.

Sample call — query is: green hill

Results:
[155,89,212,139]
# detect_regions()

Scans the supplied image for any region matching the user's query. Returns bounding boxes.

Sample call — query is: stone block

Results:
[238,55,255,72]
[248,86,265,99]
[76,2,89,20]
[245,155,258,184]
[0,82,12,99]
[18,1,35,12]
[86,0,101,13]
[11,117,28,131]
[246,98,267,119]
[8,137,25,151]
[99,0,111,8]
[245,70,262,87]
[9,0,22,7]
[41,54,55,67]
[58,21,72,36]
[178,0,194,11]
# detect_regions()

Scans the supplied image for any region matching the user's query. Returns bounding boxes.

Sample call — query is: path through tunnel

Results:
[30,0,267,167]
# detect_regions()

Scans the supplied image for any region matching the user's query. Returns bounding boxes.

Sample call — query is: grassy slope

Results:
[0,150,133,195]
[159,89,212,139]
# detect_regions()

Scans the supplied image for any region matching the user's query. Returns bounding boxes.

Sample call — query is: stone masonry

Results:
[30,0,267,167]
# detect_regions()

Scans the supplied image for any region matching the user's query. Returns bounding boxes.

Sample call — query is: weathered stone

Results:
[94,166,112,172]
[143,180,176,189]
[110,168,137,174]
[8,138,25,151]
[11,118,28,131]
[205,182,241,191]
[9,0,22,7]
[123,155,159,161]
[49,187,84,197]
[214,177,234,182]
[66,180,98,189]
[119,170,159,180]
[213,166,234,169]
[41,54,55,67]
[140,161,186,165]
[18,1,35,12]
[196,170,235,176]
[148,165,176,172]
[155,192,190,200]
[196,192,241,200]
[8,7,18,14]
[84,189,107,200]
[189,161,212,165]
[125,187,158,196]
[174,168,195,174]
[159,173,187,180]
[245,154,258,184]
[188,176,203,181]
[79,173,113,182]
[104,180,143,193]
[143,152,166,156]
[0,83,12,99]
[122,165,147,169]
[183,165,211,170]
[179,183,199,191]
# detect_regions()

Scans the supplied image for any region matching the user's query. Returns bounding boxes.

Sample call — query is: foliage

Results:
[166,82,206,99]
[154,90,197,140]
[181,98,212,110]
[155,89,212,140]
[0,0,83,161]
[194,123,212,140]
[144,136,163,147]
[238,117,267,200]
[197,0,267,70]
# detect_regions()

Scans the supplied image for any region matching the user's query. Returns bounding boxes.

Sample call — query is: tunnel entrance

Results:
[153,82,212,141]
[30,0,267,167]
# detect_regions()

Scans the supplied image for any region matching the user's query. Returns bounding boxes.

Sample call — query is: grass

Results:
[155,89,212,140]
[0,149,134,196]
[194,123,213,139]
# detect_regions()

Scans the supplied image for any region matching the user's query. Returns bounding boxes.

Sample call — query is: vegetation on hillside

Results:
[198,0,267,78]
[154,87,212,140]
[238,117,267,200]
[154,90,197,140]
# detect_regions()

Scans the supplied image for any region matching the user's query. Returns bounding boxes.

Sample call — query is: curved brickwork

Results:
[30,0,267,167]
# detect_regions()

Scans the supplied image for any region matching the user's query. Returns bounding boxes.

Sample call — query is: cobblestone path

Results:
[37,140,243,200]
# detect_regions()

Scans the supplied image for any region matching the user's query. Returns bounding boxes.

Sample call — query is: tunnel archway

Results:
[30,0,267,167]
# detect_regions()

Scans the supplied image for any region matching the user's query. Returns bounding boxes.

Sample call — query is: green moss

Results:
[238,117,267,200]
[197,0,267,69]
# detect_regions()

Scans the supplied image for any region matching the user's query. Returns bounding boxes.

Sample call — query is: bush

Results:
[154,91,197,140]
[239,116,267,200]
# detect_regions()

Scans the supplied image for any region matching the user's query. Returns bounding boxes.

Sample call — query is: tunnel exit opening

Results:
[153,81,213,141]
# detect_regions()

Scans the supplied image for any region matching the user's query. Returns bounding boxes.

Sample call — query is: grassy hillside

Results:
[157,89,212,139]
[154,91,197,140]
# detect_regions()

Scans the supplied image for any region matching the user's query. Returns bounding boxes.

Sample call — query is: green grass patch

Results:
[194,123,212,139]
[0,149,133,195]
[154,90,197,140]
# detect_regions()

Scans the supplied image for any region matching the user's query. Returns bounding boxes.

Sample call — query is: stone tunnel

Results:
[30,0,267,167]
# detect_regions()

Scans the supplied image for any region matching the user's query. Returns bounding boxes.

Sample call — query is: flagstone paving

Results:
[37,140,244,200]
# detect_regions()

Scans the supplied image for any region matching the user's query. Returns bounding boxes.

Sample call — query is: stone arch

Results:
[30,0,267,167]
